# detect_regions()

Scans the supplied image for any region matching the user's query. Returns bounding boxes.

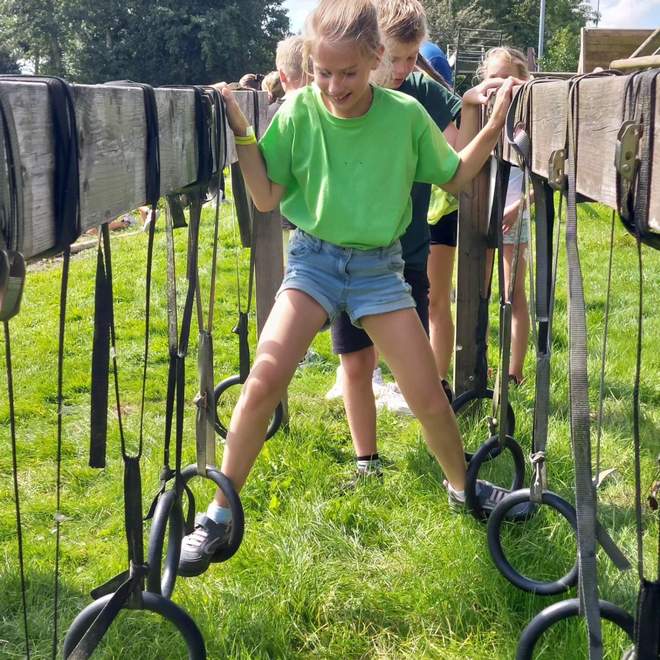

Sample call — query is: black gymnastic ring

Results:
[180,464,244,563]
[146,488,183,598]
[515,598,634,660]
[487,488,579,595]
[464,435,525,521]
[452,388,516,462]
[62,592,206,659]
[214,374,283,441]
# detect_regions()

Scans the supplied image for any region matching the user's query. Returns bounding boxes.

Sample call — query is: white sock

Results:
[448,484,465,502]
[207,502,232,525]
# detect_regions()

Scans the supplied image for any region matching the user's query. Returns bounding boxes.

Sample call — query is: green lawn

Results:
[1,201,658,659]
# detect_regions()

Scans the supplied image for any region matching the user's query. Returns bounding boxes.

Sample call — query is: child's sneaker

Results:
[178,514,231,577]
[340,467,384,493]
[446,480,533,521]
[325,366,343,400]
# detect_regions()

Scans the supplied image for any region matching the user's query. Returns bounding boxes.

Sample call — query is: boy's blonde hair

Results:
[262,70,284,101]
[303,0,382,73]
[478,47,530,81]
[372,0,427,44]
[276,35,306,82]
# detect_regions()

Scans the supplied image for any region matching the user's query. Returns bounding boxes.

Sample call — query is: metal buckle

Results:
[614,120,642,182]
[0,250,25,322]
[548,149,566,191]
[530,451,547,503]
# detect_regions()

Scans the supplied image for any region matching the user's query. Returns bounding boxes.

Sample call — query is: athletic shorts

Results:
[331,267,430,355]
[429,210,458,248]
[277,230,415,331]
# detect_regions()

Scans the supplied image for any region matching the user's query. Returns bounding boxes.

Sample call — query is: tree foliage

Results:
[0,0,289,84]
[423,0,594,72]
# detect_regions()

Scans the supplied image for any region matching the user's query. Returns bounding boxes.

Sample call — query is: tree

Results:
[0,47,21,74]
[0,0,289,84]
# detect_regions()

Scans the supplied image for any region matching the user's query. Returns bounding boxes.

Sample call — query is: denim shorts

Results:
[277,230,415,329]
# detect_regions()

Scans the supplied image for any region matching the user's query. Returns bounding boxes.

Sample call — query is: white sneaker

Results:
[325,367,343,400]
[371,367,390,398]
[377,388,413,416]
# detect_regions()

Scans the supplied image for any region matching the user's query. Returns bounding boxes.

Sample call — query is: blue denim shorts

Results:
[277,230,415,329]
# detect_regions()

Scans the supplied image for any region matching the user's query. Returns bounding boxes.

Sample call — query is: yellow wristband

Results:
[234,134,257,146]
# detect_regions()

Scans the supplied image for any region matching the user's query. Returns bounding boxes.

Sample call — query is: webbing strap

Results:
[0,75,81,254]
[566,72,604,660]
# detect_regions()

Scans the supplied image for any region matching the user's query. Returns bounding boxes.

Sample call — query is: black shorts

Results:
[330,267,430,355]
[429,210,458,248]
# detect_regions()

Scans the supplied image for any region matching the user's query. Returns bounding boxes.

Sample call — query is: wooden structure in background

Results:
[579,28,652,73]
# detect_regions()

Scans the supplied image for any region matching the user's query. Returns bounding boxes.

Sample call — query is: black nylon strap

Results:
[0,75,81,253]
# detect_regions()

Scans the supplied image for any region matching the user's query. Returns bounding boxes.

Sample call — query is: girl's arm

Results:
[441,77,519,196]
[216,84,285,212]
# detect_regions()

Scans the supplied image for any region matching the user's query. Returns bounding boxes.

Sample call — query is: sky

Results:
[281,0,660,34]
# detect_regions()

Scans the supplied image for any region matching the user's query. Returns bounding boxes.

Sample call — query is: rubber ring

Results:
[515,598,634,660]
[487,488,579,595]
[452,388,516,462]
[214,374,283,441]
[62,592,206,659]
[180,464,245,563]
[146,488,183,598]
[464,435,525,520]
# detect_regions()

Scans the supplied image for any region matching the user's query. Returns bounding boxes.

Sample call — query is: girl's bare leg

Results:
[361,309,467,490]
[427,244,456,379]
[340,346,378,457]
[503,243,529,382]
[216,289,327,504]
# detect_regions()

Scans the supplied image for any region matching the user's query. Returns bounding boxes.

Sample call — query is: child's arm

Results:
[441,77,518,196]
[216,84,285,212]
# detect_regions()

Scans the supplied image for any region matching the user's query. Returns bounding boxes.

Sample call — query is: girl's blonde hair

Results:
[372,0,427,44]
[303,0,382,74]
[477,47,530,81]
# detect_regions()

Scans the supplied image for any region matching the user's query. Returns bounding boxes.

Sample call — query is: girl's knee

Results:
[340,351,374,384]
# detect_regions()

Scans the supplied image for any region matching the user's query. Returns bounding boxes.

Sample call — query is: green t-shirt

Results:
[259,84,460,250]
[398,73,462,270]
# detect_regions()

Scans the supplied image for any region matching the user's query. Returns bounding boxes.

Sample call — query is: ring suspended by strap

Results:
[515,598,634,660]
[62,592,206,660]
[180,88,245,566]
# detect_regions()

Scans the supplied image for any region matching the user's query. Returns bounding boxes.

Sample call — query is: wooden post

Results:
[454,150,491,397]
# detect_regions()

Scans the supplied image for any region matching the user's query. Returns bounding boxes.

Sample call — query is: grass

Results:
[0,200,658,659]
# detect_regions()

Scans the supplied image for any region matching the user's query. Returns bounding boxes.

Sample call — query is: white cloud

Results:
[282,0,318,33]
[588,0,660,28]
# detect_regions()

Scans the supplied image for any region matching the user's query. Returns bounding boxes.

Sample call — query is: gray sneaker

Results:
[178,514,231,578]
[447,480,535,521]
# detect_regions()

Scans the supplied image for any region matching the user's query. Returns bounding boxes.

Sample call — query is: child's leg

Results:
[361,308,467,491]
[340,346,379,457]
[503,243,529,382]
[427,244,456,380]
[216,289,328,502]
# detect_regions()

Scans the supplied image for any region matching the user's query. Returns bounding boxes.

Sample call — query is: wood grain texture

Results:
[0,81,265,259]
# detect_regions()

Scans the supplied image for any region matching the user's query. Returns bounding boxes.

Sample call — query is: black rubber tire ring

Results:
[452,388,516,462]
[487,488,579,595]
[180,464,245,563]
[214,374,283,441]
[515,598,634,660]
[464,435,525,521]
[146,488,183,598]
[62,592,206,659]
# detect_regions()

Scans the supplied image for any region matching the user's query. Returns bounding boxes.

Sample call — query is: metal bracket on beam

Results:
[548,149,566,191]
[614,120,642,182]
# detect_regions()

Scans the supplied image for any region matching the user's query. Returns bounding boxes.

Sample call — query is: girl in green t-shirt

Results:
[178,0,520,578]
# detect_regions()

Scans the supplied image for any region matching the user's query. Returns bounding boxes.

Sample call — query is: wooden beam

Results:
[0,80,266,260]
[500,73,660,234]
[579,28,652,74]
[630,28,660,58]
[610,55,660,71]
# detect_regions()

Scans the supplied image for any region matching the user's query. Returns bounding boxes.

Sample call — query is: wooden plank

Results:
[630,28,660,58]
[579,29,652,73]
[499,74,660,234]
[455,148,491,396]
[610,55,660,71]
[0,82,264,259]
